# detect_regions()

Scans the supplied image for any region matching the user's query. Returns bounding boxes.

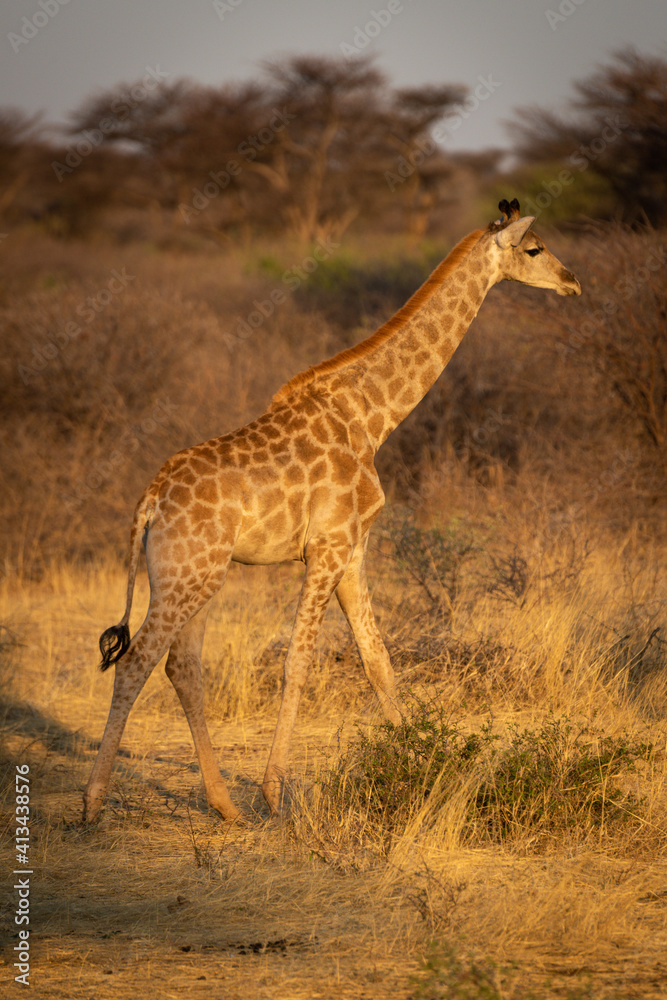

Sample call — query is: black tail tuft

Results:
[99,623,131,671]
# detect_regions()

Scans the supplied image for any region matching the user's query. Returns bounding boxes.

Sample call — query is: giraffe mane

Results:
[271,227,486,404]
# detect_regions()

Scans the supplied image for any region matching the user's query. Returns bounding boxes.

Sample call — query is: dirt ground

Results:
[1,566,667,999]
[3,707,666,1000]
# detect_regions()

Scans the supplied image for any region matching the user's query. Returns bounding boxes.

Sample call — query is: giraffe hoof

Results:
[79,814,101,830]
[206,788,243,825]
[81,790,105,826]
[221,810,246,827]
[208,805,243,825]
[261,779,287,818]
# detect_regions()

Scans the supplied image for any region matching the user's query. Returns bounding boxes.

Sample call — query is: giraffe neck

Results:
[350,236,497,448]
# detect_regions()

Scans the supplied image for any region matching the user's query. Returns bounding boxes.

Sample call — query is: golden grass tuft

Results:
[2,524,665,998]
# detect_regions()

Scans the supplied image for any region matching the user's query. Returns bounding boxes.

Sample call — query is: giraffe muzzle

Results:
[559,270,582,296]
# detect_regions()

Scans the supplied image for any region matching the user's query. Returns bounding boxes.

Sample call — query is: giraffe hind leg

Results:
[164,603,240,821]
[83,614,169,823]
[83,588,229,823]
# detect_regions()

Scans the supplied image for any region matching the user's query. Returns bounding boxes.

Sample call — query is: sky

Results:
[1,0,666,153]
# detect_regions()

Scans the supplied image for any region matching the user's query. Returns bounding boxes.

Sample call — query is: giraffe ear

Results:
[495,216,536,248]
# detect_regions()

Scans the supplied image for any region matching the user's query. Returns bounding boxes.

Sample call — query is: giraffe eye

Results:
[525,248,541,257]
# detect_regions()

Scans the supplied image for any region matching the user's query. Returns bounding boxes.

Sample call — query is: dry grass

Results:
[1,525,666,999]
[1,222,666,996]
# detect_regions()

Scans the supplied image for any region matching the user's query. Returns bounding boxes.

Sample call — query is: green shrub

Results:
[413,941,595,1000]
[414,942,507,1000]
[319,697,653,847]
[475,716,653,842]
[323,697,495,831]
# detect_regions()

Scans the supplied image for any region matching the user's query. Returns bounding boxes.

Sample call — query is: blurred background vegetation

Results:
[2,47,665,1000]
[1,46,666,575]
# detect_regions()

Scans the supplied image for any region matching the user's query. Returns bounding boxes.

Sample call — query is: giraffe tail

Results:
[99,490,154,672]
[99,623,131,671]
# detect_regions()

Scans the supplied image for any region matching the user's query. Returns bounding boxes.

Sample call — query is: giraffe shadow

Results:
[0,696,97,757]
[0,694,259,822]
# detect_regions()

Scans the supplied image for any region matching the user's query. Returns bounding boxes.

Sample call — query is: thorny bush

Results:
[319,697,654,848]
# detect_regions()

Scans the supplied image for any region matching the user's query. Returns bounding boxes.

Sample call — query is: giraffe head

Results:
[489,198,581,296]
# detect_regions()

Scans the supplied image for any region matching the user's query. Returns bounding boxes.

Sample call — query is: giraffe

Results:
[82,199,581,823]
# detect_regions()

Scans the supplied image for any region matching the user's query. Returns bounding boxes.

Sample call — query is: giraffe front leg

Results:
[336,536,401,725]
[165,605,241,822]
[262,540,351,815]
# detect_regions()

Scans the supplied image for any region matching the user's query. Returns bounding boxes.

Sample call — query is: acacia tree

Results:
[257,55,389,241]
[0,109,46,226]
[63,55,473,241]
[381,83,467,237]
[66,79,218,216]
[239,57,469,241]
[509,48,667,225]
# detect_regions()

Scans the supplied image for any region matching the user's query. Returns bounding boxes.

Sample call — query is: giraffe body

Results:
[83,201,581,823]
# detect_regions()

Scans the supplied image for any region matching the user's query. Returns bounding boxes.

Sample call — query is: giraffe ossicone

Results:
[83,200,581,824]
